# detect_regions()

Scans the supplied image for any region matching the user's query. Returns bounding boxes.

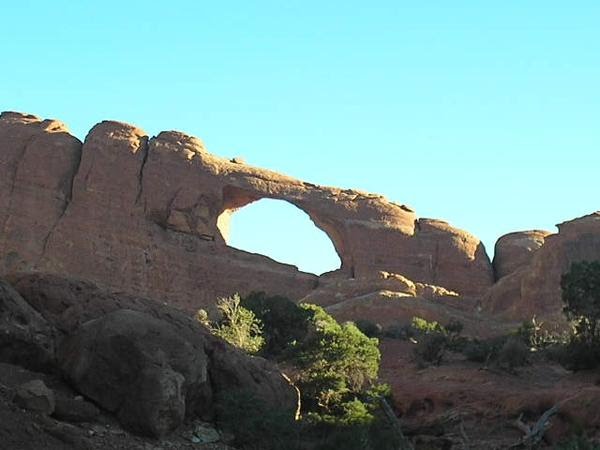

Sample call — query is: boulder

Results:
[493,230,551,280]
[58,309,209,438]
[0,279,55,370]
[13,379,55,414]
[12,272,297,436]
[53,396,100,423]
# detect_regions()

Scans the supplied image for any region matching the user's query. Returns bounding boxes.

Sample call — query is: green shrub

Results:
[413,333,447,366]
[556,261,600,370]
[204,296,399,449]
[354,319,382,338]
[562,261,600,347]
[411,316,444,334]
[241,291,311,358]
[295,304,381,413]
[410,317,464,366]
[200,294,264,354]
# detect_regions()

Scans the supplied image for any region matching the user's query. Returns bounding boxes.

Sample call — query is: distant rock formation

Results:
[0,111,493,313]
[484,213,600,320]
[492,230,551,280]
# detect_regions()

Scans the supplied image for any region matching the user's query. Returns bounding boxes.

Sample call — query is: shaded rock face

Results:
[0,112,493,313]
[492,230,551,280]
[59,309,206,437]
[13,379,55,415]
[484,213,600,320]
[11,272,297,427]
[0,279,55,370]
[303,271,509,338]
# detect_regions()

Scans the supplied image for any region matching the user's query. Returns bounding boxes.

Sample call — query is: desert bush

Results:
[295,304,381,413]
[515,316,569,351]
[215,389,300,450]
[413,333,447,366]
[199,294,264,354]
[354,319,382,338]
[551,338,600,371]
[411,317,464,366]
[562,261,600,346]
[462,337,503,363]
[496,337,529,370]
[382,322,415,340]
[240,291,310,358]
[203,295,398,448]
[411,316,444,334]
[555,261,600,370]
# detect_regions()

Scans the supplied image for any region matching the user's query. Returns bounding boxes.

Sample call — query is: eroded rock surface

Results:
[0,111,493,313]
[493,230,551,280]
[484,213,600,320]
[0,279,55,370]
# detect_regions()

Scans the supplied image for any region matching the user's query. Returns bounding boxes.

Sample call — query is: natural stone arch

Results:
[216,185,344,274]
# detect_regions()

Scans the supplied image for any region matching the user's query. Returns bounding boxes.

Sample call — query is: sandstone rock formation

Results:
[484,212,600,320]
[0,111,493,315]
[493,230,551,280]
[2,111,600,328]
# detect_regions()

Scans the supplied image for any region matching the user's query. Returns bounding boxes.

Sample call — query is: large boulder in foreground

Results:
[9,272,297,437]
[0,279,55,370]
[59,309,208,438]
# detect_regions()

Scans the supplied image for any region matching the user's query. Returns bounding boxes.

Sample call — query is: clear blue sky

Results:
[2,1,599,274]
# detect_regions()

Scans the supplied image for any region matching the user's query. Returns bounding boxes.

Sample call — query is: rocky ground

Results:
[381,339,600,449]
[0,363,234,450]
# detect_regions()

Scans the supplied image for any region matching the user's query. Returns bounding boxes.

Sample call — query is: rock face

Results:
[59,309,206,437]
[492,230,551,280]
[484,213,600,320]
[0,279,55,370]
[13,379,55,415]
[7,272,297,437]
[0,111,493,314]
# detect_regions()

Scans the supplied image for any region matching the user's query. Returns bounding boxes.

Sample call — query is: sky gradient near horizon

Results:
[2,1,599,274]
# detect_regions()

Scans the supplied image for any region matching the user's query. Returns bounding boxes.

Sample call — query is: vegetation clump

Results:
[558,261,600,370]
[197,294,264,354]
[199,292,402,450]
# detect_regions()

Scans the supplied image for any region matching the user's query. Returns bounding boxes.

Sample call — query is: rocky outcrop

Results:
[303,271,507,337]
[13,379,55,415]
[4,273,297,438]
[59,309,208,437]
[493,230,551,280]
[483,213,600,320]
[0,111,493,314]
[0,279,55,370]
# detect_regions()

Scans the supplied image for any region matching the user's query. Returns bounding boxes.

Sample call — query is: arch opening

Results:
[218,198,342,275]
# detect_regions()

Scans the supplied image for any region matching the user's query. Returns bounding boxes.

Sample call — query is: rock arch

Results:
[216,185,345,274]
[0,112,495,311]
